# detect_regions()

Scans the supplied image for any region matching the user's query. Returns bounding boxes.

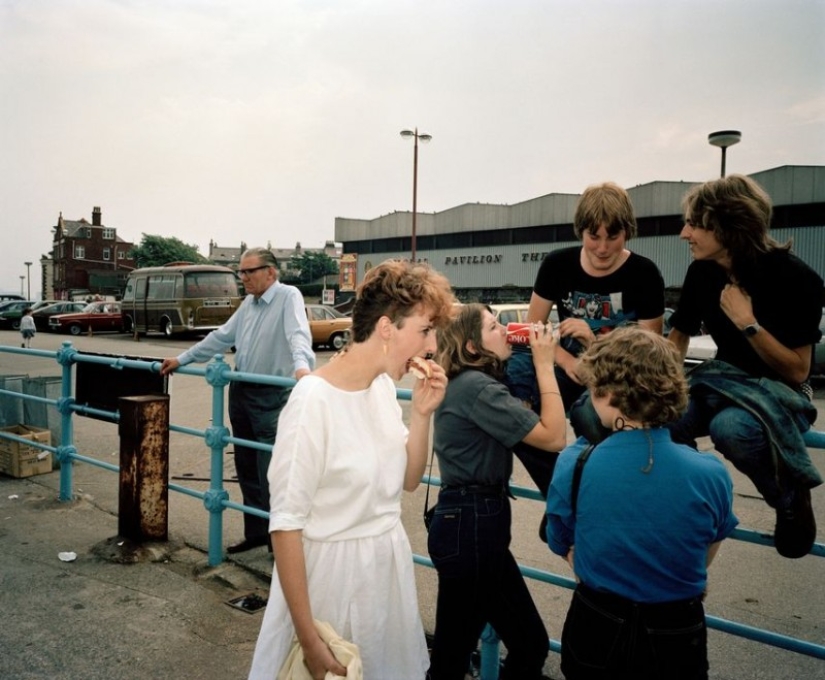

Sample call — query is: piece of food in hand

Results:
[407,356,433,379]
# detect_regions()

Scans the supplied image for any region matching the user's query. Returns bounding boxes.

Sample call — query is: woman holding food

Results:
[248,260,454,680]
[427,304,567,680]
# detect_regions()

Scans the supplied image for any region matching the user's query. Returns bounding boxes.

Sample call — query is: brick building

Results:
[49,207,136,300]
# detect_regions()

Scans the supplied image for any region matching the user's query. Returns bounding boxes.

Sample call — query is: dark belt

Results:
[577,581,703,613]
[440,483,511,497]
[232,380,288,390]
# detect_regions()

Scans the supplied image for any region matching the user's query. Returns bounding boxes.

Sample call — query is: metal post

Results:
[204,355,231,566]
[400,127,431,263]
[412,129,419,262]
[24,262,32,300]
[57,341,77,502]
[479,623,501,679]
[118,395,170,541]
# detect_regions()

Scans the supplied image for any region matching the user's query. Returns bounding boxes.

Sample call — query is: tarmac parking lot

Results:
[0,328,823,679]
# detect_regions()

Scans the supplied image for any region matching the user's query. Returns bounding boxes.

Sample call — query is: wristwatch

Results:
[742,322,761,337]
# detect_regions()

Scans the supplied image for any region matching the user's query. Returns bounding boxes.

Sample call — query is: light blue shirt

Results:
[176,280,315,377]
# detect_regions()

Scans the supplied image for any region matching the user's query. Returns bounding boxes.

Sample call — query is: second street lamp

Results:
[24,261,32,300]
[400,128,432,262]
[708,130,742,178]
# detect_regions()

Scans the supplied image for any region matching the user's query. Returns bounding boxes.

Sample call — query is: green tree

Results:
[129,234,209,268]
[287,252,339,284]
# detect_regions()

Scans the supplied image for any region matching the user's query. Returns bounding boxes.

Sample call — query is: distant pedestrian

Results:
[20,308,35,348]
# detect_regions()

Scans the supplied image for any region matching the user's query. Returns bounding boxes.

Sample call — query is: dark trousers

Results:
[427,489,549,679]
[561,583,708,680]
[228,383,291,541]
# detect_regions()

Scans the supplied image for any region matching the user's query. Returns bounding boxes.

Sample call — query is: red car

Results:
[31,301,87,331]
[48,301,125,335]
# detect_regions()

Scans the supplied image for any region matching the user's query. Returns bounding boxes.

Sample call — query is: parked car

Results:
[489,302,559,326]
[48,301,125,335]
[663,308,718,365]
[0,300,41,330]
[489,303,529,326]
[30,301,88,331]
[305,304,352,350]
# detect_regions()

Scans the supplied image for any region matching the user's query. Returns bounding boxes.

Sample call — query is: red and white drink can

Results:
[506,322,532,345]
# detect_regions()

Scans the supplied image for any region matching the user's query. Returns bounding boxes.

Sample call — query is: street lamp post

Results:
[708,130,742,178]
[24,261,32,300]
[400,128,432,262]
[19,275,25,297]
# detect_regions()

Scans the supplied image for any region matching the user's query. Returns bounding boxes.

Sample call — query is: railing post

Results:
[118,395,170,541]
[55,341,77,502]
[479,623,501,679]
[204,355,231,566]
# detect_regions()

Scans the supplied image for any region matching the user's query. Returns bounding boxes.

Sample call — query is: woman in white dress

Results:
[249,259,455,680]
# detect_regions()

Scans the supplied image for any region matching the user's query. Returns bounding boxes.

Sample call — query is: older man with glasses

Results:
[161,247,315,554]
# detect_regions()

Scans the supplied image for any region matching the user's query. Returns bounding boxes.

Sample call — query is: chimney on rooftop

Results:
[92,206,102,226]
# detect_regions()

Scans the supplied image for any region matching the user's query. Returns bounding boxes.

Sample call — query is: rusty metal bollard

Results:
[118,395,170,542]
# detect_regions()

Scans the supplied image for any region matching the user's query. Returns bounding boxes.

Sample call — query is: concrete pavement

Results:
[1,328,824,679]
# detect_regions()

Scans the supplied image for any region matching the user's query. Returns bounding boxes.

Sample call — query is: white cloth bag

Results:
[277,620,363,680]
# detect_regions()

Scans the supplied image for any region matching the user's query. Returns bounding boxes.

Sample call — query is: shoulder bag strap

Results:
[423,449,436,516]
[571,443,596,516]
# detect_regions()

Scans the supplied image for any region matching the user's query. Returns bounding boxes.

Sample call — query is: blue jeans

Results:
[427,488,548,679]
[505,347,584,411]
[561,583,708,680]
[668,393,789,509]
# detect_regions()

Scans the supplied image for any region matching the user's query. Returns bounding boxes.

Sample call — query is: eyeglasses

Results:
[238,265,271,277]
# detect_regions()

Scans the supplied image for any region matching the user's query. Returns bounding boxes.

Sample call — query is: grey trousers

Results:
[228,382,291,541]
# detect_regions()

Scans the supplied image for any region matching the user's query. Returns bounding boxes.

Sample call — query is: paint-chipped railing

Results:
[1,342,823,678]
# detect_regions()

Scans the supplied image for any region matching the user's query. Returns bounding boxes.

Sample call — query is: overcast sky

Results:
[1,0,823,296]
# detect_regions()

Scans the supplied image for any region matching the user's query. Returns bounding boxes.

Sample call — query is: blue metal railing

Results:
[1,341,823,676]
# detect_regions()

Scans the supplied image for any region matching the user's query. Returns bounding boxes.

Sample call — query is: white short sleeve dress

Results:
[248,374,429,680]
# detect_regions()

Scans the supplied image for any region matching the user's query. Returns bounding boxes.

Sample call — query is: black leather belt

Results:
[440,483,510,496]
[233,380,288,390]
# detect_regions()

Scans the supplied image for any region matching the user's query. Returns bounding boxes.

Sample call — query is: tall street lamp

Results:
[24,261,32,300]
[708,130,741,178]
[400,128,432,262]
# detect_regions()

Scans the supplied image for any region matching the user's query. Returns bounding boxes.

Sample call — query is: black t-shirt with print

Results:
[670,250,823,382]
[532,246,665,356]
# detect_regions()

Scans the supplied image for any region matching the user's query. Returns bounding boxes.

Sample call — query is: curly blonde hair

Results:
[577,326,688,427]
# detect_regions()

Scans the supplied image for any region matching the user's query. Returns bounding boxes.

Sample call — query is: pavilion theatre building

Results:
[334,165,825,304]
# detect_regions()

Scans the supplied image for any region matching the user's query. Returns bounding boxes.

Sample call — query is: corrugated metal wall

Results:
[336,166,825,291]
